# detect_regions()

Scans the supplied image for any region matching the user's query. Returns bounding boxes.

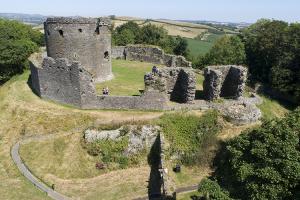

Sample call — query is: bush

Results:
[198,179,231,200]
[214,108,300,200]
[158,110,222,165]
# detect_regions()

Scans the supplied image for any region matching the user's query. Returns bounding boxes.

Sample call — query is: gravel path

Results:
[11,134,72,200]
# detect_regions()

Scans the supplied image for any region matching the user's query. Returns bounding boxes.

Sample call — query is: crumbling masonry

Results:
[203,65,247,101]
[144,67,196,104]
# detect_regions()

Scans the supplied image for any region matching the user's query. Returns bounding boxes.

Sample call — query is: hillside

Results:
[113,16,238,39]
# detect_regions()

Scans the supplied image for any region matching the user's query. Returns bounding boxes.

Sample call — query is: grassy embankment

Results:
[0,59,293,200]
[0,67,162,200]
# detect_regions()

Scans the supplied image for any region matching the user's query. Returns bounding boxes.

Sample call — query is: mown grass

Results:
[96,59,155,96]
[97,59,205,96]
[0,59,294,199]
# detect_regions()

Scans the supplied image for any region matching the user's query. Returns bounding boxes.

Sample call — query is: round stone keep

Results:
[44,17,113,82]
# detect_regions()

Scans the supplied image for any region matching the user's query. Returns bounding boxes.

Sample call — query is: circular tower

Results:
[44,17,113,82]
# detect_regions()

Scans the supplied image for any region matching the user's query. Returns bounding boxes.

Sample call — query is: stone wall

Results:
[30,53,168,110]
[44,17,113,83]
[112,45,192,68]
[111,46,126,59]
[145,67,196,103]
[203,65,247,101]
[90,91,168,110]
[159,134,176,199]
[30,54,96,107]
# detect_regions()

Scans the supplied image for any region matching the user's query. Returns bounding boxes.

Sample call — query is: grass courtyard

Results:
[96,59,205,96]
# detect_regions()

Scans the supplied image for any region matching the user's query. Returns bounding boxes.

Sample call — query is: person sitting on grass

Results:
[102,87,109,95]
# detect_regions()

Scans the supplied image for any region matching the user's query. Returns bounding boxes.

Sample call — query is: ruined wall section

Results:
[203,65,247,101]
[111,46,126,59]
[144,67,196,103]
[44,17,113,83]
[91,91,168,110]
[112,45,192,68]
[30,57,84,107]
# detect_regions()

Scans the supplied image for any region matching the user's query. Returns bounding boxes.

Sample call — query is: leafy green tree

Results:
[214,108,300,200]
[0,19,43,83]
[196,35,246,69]
[173,36,189,57]
[139,24,169,46]
[198,179,232,200]
[113,21,141,45]
[112,22,189,57]
[241,19,300,102]
[113,29,135,46]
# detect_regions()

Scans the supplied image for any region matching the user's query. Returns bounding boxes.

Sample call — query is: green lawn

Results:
[97,59,205,96]
[96,59,154,96]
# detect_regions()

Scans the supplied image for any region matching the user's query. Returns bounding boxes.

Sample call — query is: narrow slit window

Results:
[58,30,64,37]
[104,51,109,60]
[95,27,100,35]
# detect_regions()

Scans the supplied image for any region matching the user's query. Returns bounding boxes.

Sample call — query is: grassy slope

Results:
[113,17,221,39]
[0,59,292,199]
[258,95,291,120]
[187,34,223,57]
[0,71,162,200]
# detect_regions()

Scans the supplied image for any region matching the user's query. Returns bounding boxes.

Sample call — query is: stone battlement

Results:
[45,17,111,25]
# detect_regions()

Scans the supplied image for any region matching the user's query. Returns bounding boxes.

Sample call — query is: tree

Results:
[196,35,246,69]
[241,19,300,103]
[0,19,43,83]
[198,179,232,200]
[113,29,135,46]
[173,36,189,57]
[214,108,300,200]
[139,24,169,46]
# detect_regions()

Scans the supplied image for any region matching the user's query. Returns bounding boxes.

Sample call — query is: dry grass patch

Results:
[0,71,162,199]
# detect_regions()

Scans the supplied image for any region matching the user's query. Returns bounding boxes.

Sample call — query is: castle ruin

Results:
[29,17,261,125]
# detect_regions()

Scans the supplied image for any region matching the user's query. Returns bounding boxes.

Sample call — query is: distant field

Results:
[186,34,223,57]
[113,17,223,39]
